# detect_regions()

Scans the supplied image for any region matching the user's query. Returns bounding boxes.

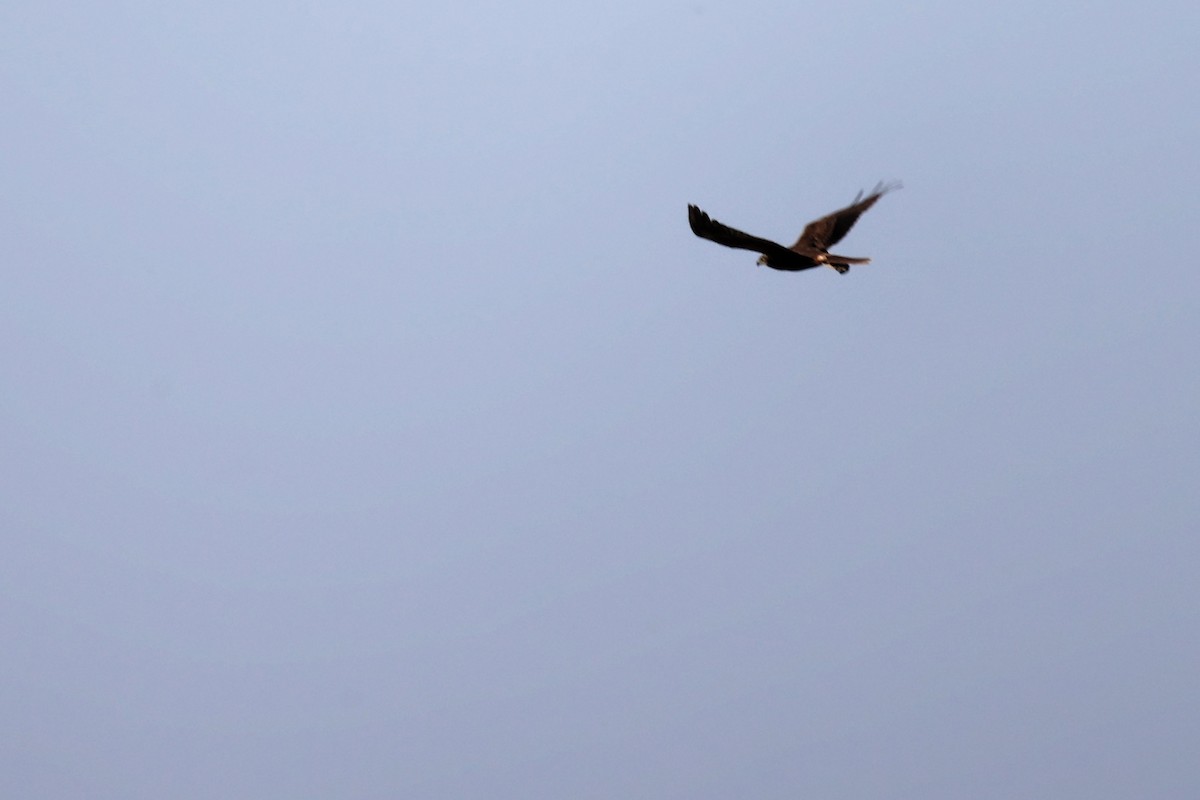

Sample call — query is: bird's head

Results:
[756,255,768,267]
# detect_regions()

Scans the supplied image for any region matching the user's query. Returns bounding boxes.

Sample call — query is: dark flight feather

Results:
[687,205,792,259]
[792,182,900,251]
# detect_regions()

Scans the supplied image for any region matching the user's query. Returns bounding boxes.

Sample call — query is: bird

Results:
[687,182,900,274]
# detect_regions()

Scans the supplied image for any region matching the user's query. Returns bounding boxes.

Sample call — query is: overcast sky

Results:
[3,1,1198,797]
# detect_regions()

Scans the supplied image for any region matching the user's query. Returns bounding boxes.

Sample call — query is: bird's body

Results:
[688,182,899,274]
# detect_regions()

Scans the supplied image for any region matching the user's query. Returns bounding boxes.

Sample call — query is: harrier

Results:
[688,182,900,274]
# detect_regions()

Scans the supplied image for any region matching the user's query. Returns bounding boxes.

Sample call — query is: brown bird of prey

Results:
[688,182,900,274]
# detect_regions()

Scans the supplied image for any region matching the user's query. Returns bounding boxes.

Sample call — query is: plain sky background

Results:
[3,0,1198,797]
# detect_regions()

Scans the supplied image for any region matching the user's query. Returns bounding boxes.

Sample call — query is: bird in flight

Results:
[688,182,900,274]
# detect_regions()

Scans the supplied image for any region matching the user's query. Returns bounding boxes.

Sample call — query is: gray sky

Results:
[3,0,1198,797]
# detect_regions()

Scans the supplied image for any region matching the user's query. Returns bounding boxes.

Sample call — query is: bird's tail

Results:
[826,254,870,274]
[828,254,871,265]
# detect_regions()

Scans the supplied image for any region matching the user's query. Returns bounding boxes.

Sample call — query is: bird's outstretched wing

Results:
[689,205,788,256]
[792,181,901,251]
